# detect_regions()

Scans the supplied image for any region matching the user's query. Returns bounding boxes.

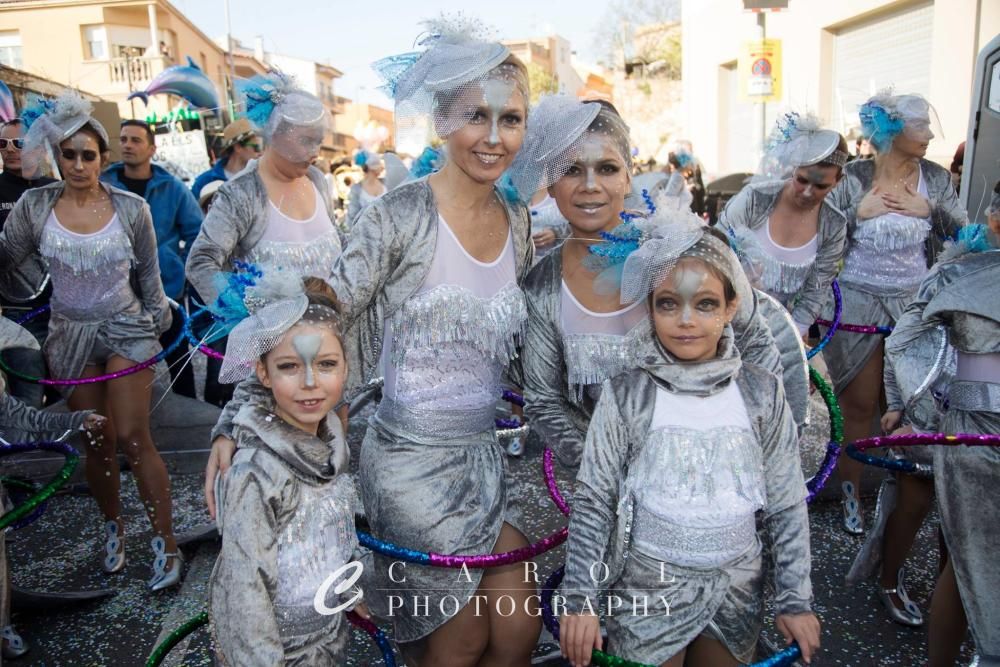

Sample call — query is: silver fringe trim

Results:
[242,231,342,277]
[389,282,527,365]
[564,322,650,397]
[626,426,766,508]
[39,226,133,273]
[854,215,930,252]
[733,227,813,296]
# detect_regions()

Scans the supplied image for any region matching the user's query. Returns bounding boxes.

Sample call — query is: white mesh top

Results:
[380,216,524,412]
[242,184,341,279]
[40,211,134,320]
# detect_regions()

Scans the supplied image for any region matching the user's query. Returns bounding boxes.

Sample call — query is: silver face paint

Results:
[673,265,708,324]
[482,78,514,145]
[577,136,606,190]
[292,334,323,387]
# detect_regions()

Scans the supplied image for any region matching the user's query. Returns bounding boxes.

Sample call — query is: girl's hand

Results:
[83,413,107,432]
[857,186,889,219]
[881,410,903,434]
[881,184,931,218]
[533,228,557,250]
[776,612,821,664]
[205,436,237,520]
[560,612,602,667]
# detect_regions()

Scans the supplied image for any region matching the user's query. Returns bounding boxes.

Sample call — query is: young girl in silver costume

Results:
[206,19,540,666]
[559,213,819,667]
[209,276,368,666]
[879,195,1000,665]
[0,92,181,590]
[514,96,786,471]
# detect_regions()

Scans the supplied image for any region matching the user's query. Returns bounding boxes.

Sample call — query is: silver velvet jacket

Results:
[210,402,357,667]
[522,244,784,469]
[0,182,170,333]
[210,178,534,441]
[185,159,339,305]
[884,246,1000,417]
[718,179,847,327]
[830,158,968,268]
[562,333,812,617]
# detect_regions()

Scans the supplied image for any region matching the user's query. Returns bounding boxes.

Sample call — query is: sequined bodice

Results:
[842,170,930,293]
[380,217,527,415]
[241,186,341,279]
[626,385,765,567]
[40,212,135,320]
[275,474,358,610]
[560,281,649,399]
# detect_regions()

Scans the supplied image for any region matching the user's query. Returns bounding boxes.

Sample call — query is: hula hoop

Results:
[847,432,1000,475]
[805,367,844,502]
[544,448,571,517]
[1,477,48,529]
[183,307,226,361]
[0,302,189,386]
[806,280,842,360]
[0,441,79,531]
[815,282,892,336]
[540,566,801,667]
[145,611,208,667]
[347,611,398,666]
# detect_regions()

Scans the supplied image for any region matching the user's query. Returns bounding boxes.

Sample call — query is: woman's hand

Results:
[776,612,821,664]
[83,413,108,432]
[560,612,602,667]
[352,601,371,620]
[881,410,903,434]
[857,186,889,220]
[881,184,931,218]
[533,228,557,250]
[205,436,237,520]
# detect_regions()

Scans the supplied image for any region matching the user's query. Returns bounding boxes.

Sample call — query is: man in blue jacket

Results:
[190,118,260,200]
[102,119,203,398]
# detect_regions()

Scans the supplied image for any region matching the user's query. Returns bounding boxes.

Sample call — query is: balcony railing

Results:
[105,56,169,85]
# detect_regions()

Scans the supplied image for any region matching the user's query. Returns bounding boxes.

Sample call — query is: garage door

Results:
[831,1,935,135]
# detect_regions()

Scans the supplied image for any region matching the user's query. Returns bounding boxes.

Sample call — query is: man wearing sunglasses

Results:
[101,119,204,398]
[190,118,262,200]
[0,119,57,408]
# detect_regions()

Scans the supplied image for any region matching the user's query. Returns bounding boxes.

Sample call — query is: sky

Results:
[171,0,612,109]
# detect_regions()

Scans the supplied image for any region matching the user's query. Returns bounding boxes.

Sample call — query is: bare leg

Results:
[398,588,490,667]
[880,474,935,608]
[684,635,740,667]
[835,342,885,525]
[928,560,969,667]
[659,649,686,667]
[67,366,121,526]
[479,523,542,667]
[104,358,176,552]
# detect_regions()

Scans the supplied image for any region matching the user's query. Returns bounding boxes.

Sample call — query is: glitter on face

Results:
[292,334,323,387]
[577,136,606,190]
[673,266,708,324]
[482,78,515,145]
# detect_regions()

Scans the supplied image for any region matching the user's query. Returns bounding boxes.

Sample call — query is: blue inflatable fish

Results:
[0,80,15,123]
[128,56,219,112]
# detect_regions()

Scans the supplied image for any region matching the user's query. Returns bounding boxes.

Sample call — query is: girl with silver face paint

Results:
[559,218,820,667]
[513,96,785,472]
[209,275,370,666]
[0,92,182,591]
[205,18,540,666]
[824,91,969,628]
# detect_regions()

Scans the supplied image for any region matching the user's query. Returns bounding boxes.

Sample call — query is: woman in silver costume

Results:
[185,71,342,308]
[825,92,967,541]
[0,92,182,590]
[559,215,819,667]
[719,113,848,339]
[881,200,1000,666]
[515,96,785,471]
[205,20,540,666]
[346,149,386,228]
